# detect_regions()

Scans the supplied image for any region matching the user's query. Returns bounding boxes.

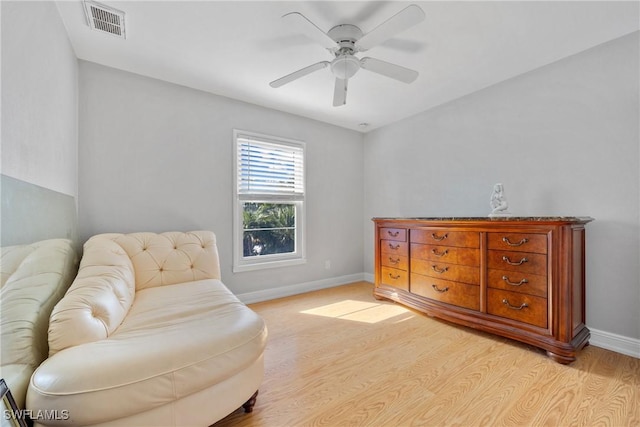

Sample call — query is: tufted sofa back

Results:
[109,231,221,289]
[47,231,220,356]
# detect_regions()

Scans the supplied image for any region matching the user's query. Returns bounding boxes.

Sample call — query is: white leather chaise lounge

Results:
[27,231,268,426]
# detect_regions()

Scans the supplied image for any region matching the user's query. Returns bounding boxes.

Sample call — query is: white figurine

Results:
[489,183,512,217]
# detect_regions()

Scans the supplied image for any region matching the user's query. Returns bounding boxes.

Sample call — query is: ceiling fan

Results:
[270,4,426,107]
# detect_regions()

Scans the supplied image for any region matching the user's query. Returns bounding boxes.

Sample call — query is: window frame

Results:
[232,129,306,272]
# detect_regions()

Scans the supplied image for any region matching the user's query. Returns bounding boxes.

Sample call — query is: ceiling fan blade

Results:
[283,12,336,50]
[360,57,418,83]
[270,61,330,88]
[356,4,425,51]
[333,78,347,107]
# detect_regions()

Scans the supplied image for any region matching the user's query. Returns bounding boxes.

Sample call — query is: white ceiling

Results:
[56,1,639,132]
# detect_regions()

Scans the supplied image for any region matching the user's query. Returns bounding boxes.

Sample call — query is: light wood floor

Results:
[215,282,640,427]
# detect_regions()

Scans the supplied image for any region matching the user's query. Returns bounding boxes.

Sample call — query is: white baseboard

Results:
[589,327,640,359]
[236,273,367,304]
[237,274,640,360]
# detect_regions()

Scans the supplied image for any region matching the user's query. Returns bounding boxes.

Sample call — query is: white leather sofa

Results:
[0,239,78,409]
[27,231,268,426]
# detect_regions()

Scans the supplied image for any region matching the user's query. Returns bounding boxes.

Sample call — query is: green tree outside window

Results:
[242,202,295,257]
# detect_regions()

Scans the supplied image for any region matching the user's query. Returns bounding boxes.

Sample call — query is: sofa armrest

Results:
[0,238,78,407]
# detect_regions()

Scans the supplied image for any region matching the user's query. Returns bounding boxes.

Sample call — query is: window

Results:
[233,130,306,272]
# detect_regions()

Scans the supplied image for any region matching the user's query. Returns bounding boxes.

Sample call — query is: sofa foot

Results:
[242,390,259,413]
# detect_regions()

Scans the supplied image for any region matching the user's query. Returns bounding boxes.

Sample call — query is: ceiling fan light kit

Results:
[331,54,361,80]
[270,4,426,107]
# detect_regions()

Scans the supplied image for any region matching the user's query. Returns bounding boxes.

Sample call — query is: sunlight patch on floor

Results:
[300,299,411,323]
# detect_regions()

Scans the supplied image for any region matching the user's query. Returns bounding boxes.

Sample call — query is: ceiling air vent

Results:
[83,1,126,39]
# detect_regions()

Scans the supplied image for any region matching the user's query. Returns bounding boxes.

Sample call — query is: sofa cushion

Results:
[28,279,267,425]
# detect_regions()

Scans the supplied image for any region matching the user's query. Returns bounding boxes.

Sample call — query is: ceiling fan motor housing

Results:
[327,24,363,47]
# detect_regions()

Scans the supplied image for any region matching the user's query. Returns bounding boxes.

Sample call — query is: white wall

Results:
[1,1,79,245]
[364,33,640,342]
[78,61,364,295]
[1,1,78,197]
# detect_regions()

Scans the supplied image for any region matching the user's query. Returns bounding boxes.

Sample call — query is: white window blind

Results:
[236,134,304,201]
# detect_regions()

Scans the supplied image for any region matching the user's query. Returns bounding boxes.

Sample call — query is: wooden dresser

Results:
[373,217,593,364]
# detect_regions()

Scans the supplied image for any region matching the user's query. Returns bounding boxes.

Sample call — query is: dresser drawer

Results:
[380,266,408,291]
[488,268,548,298]
[411,274,480,311]
[381,228,407,242]
[381,254,408,271]
[487,250,547,275]
[411,259,479,285]
[410,229,479,248]
[380,240,408,257]
[488,233,548,254]
[410,243,480,267]
[487,289,547,328]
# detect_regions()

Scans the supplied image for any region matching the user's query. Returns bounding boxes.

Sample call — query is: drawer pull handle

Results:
[389,257,400,265]
[432,284,449,293]
[502,276,529,286]
[502,299,528,310]
[388,243,400,250]
[387,230,400,237]
[431,265,449,274]
[388,273,401,280]
[502,256,528,266]
[431,248,449,257]
[431,233,448,241]
[502,237,529,247]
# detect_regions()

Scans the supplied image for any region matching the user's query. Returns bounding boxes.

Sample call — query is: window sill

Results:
[233,257,307,273]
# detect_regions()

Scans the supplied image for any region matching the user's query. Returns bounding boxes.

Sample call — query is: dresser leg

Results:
[546,350,575,365]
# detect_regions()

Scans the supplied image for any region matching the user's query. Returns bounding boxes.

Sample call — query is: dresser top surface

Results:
[373,216,593,224]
